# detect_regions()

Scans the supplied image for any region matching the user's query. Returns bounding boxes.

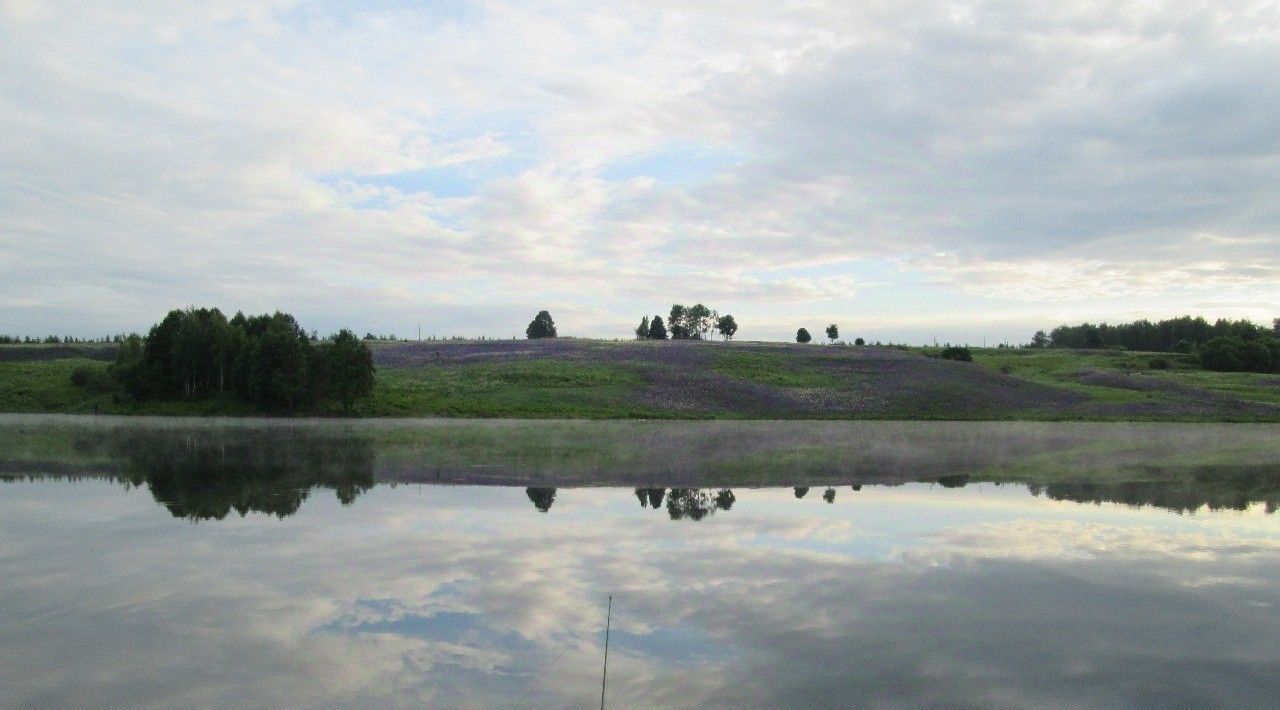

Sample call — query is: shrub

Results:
[70,365,113,393]
[1199,336,1248,372]
[854,337,865,346]
[939,346,972,362]
[1149,357,1171,370]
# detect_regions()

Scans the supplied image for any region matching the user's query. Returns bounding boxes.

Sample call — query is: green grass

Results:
[968,348,1183,404]
[4,344,1280,421]
[968,347,1280,408]
[0,359,113,413]
[0,359,258,416]
[365,360,667,418]
[712,351,842,388]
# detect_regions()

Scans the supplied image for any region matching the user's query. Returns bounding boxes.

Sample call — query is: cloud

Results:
[2,1,1279,339]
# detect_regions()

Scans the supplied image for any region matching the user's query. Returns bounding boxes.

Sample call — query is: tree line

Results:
[1033,316,1280,353]
[99,307,375,413]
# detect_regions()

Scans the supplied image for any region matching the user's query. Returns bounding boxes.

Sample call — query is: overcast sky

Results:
[3,1,1279,343]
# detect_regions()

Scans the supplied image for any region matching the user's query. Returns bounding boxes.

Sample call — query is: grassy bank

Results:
[3,340,1280,421]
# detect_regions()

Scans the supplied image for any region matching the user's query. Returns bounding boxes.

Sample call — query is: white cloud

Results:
[2,1,1279,339]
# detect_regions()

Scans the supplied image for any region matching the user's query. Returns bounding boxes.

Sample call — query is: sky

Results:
[2,0,1279,344]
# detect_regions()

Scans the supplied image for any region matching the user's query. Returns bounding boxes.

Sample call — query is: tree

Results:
[635,316,650,340]
[668,305,689,339]
[245,313,312,411]
[318,329,375,412]
[822,487,836,503]
[525,310,557,339]
[1274,318,1280,336]
[854,337,865,346]
[793,486,809,498]
[1031,330,1049,348]
[647,315,668,340]
[796,328,812,344]
[686,304,713,340]
[715,314,738,341]
[825,323,838,343]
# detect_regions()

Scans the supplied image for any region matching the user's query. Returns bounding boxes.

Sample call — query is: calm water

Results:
[2,417,1280,709]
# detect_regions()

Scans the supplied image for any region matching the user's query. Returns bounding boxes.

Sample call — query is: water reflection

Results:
[3,480,1280,708]
[526,487,556,513]
[3,427,375,520]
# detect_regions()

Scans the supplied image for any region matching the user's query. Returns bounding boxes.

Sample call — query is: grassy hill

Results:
[3,338,1280,420]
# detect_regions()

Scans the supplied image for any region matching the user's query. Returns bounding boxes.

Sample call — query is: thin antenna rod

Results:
[600,595,612,710]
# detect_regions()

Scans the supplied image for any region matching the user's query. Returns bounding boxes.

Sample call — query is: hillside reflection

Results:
[4,424,1280,518]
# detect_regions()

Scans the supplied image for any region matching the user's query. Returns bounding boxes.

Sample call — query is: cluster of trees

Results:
[1033,316,1280,353]
[635,304,738,341]
[104,307,375,413]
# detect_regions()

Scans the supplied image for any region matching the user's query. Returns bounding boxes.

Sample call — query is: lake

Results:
[2,415,1280,708]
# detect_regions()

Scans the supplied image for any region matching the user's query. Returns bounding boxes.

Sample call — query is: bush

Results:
[1198,336,1278,373]
[854,337,865,346]
[1149,357,1171,370]
[939,346,972,362]
[70,365,113,393]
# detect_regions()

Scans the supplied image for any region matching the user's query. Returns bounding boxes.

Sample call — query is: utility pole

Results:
[600,595,612,710]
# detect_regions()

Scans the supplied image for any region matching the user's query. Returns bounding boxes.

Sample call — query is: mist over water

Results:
[2,416,1280,708]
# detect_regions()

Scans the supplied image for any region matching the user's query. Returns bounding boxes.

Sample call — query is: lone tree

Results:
[635,316,650,340]
[647,315,669,340]
[854,337,865,346]
[525,310,557,339]
[1031,330,1049,348]
[796,327,812,344]
[825,323,839,343]
[716,314,738,341]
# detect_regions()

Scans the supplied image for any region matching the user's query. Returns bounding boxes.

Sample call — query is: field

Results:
[3,339,1280,420]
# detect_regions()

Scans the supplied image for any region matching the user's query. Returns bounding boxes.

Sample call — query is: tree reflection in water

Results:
[112,428,376,520]
[526,487,556,513]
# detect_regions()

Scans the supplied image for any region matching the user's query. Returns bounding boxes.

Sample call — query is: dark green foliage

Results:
[715,314,738,341]
[825,324,838,343]
[243,312,311,411]
[1046,316,1275,352]
[668,304,690,339]
[100,307,373,413]
[854,337,865,346]
[70,364,113,393]
[1149,357,1171,370]
[1199,336,1278,373]
[647,315,668,340]
[1030,330,1048,348]
[794,486,809,498]
[316,329,375,412]
[635,316,649,340]
[525,310,557,339]
[796,328,812,344]
[940,346,973,362]
[822,487,836,503]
